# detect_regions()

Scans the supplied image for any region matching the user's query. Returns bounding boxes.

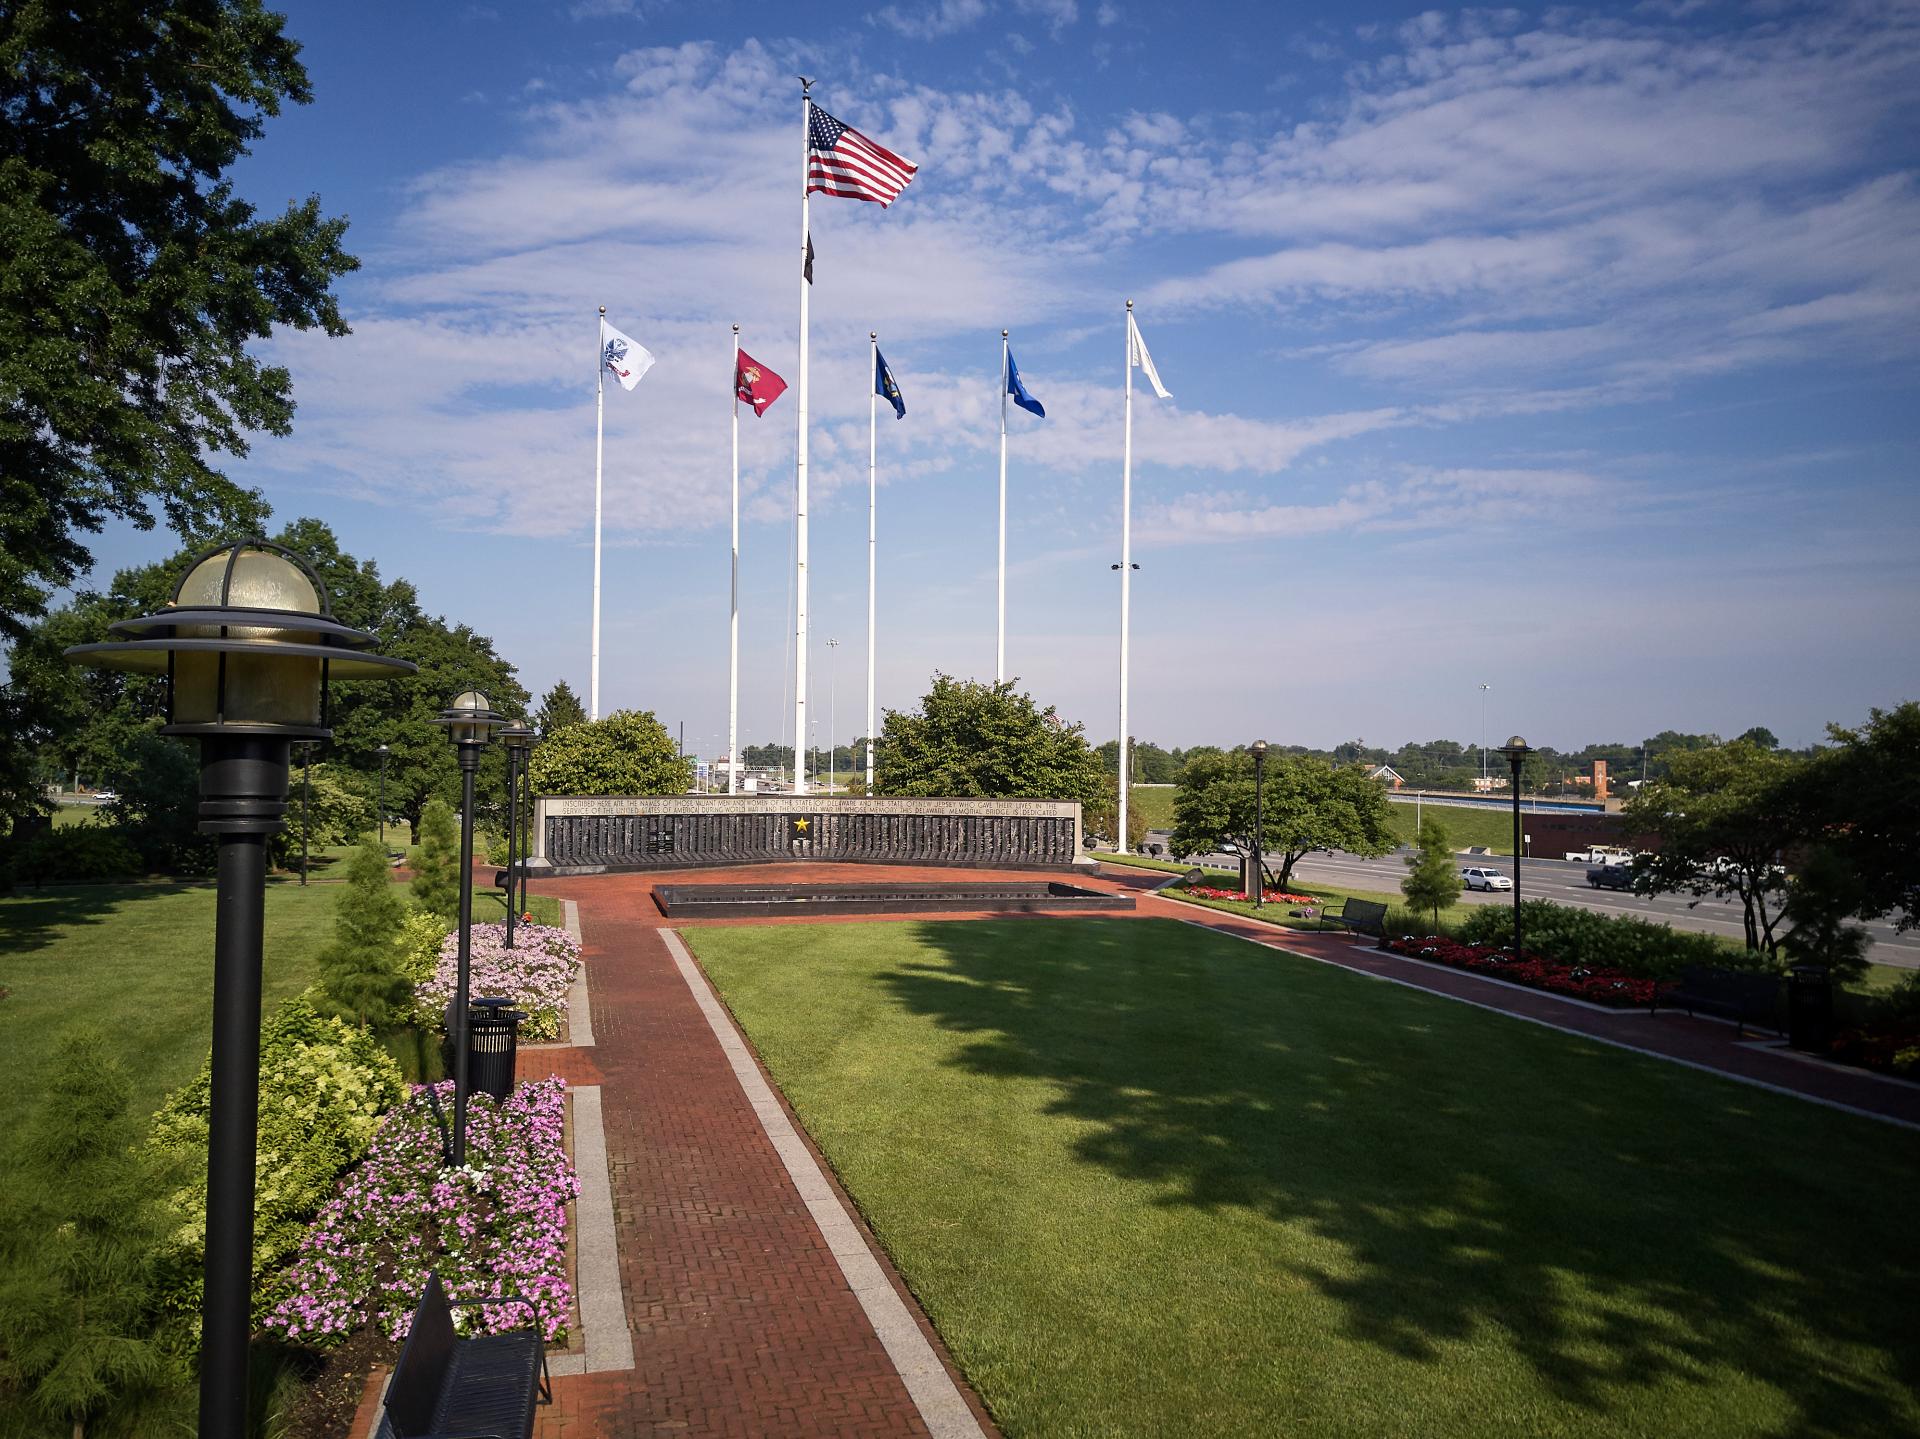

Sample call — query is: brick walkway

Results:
[397,857,1916,1438]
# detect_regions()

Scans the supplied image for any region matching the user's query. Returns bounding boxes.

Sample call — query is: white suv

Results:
[1461,866,1513,892]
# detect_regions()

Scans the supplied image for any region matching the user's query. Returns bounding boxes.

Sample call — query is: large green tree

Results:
[1800,702,1920,933]
[1626,740,1805,957]
[526,709,692,798]
[1171,750,1397,890]
[0,2,355,640]
[874,675,1106,806]
[534,680,588,737]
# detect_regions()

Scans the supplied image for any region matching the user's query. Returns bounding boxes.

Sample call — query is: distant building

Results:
[1365,764,1405,790]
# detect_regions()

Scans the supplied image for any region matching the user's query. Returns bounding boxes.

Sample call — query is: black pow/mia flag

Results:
[787,814,816,845]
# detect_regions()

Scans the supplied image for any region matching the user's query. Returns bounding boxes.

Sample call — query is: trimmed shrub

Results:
[409,798,461,921]
[147,995,406,1328]
[316,836,412,1029]
[15,825,142,883]
[397,910,453,984]
[1458,900,1753,979]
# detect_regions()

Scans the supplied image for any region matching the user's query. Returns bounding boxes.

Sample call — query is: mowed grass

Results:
[1384,798,1518,853]
[688,918,1920,1439]
[0,877,557,1121]
[0,881,338,1120]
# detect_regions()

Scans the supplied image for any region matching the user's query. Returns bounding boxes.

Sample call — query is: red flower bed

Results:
[1384,935,1658,1008]
[1828,1022,1920,1081]
[1187,886,1321,905]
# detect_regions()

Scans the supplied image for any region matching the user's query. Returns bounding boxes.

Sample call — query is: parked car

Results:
[1587,864,1636,891]
[1563,845,1632,864]
[1461,866,1512,892]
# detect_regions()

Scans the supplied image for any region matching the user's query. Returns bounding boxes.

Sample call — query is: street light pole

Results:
[433,692,506,1166]
[827,637,839,793]
[64,541,411,1439]
[1479,683,1490,785]
[1498,736,1534,955]
[499,728,533,948]
[377,744,390,853]
[298,741,314,885]
[1252,740,1268,908]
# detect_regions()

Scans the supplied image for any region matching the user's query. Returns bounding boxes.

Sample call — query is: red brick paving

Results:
[413,856,1915,1438]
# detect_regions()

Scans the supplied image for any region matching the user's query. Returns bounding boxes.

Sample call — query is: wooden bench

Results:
[1653,965,1784,1038]
[376,1273,550,1439]
[1322,898,1390,941]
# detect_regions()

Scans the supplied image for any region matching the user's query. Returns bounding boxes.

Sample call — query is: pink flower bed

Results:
[418,920,581,1041]
[1186,885,1321,905]
[1384,935,1657,1008]
[264,1077,578,1345]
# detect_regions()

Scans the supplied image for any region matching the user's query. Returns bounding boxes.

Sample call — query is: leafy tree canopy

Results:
[527,709,692,798]
[874,674,1106,806]
[1799,701,1920,933]
[0,1,356,640]
[1402,817,1464,926]
[1171,749,1396,889]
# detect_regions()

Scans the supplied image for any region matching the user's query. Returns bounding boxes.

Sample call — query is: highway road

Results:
[1144,835,1920,969]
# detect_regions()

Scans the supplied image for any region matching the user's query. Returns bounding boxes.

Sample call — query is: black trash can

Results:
[1787,964,1833,1053]
[466,996,526,1102]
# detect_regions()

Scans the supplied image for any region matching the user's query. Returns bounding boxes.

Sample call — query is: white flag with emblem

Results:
[1127,311,1171,400]
[600,317,656,391]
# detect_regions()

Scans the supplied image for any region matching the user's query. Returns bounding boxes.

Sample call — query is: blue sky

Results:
[75,0,1920,756]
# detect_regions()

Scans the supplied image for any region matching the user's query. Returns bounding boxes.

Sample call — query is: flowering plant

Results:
[417,921,581,1041]
[1385,934,1658,1007]
[264,1077,578,1345]
[1186,886,1321,906]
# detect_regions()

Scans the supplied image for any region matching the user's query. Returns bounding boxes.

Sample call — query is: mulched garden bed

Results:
[271,1327,397,1439]
[1383,934,1657,1008]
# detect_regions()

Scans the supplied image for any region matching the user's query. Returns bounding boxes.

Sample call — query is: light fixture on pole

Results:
[1479,683,1490,785]
[64,539,413,1439]
[827,637,839,793]
[431,690,508,1166]
[498,726,536,948]
[376,743,390,853]
[1252,740,1269,908]
[1496,735,1534,954]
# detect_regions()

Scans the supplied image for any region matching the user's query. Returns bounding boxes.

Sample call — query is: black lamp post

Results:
[498,726,535,948]
[1497,735,1534,953]
[377,743,390,853]
[64,540,412,1439]
[432,691,507,1165]
[1252,739,1269,908]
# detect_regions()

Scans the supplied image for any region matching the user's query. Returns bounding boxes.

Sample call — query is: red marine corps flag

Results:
[734,349,788,416]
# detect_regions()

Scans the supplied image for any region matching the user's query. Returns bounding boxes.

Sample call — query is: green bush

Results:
[15,824,143,883]
[147,994,405,1330]
[409,798,460,921]
[526,708,692,796]
[1458,900,1754,979]
[397,909,453,984]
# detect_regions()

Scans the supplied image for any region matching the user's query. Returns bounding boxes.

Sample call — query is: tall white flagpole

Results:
[591,303,606,722]
[997,328,1009,684]
[867,331,878,793]
[794,79,813,795]
[729,323,741,796]
[1117,300,1135,855]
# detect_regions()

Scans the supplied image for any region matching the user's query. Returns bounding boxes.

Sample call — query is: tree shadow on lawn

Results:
[882,918,1920,1437]
[0,881,201,956]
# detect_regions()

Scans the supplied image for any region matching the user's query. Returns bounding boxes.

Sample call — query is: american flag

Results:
[807,103,918,207]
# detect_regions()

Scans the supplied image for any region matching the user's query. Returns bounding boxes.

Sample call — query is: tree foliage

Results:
[1171,751,1396,889]
[874,675,1106,805]
[1625,740,1805,958]
[409,799,461,923]
[0,1030,186,1437]
[0,1,356,641]
[534,680,588,737]
[1801,702,1920,933]
[526,709,691,798]
[317,836,412,1028]
[1401,817,1463,926]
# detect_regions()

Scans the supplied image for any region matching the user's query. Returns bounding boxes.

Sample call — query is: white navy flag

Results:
[1128,311,1171,400]
[600,318,656,391]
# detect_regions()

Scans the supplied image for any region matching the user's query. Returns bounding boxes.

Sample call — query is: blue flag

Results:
[875,347,905,419]
[1006,349,1045,419]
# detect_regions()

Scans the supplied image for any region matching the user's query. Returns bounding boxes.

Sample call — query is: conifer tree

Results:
[409,797,461,922]
[0,1030,185,1438]
[318,835,412,1028]
[534,679,588,736]
[1401,817,1464,928]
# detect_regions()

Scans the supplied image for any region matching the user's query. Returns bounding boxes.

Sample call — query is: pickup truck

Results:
[1564,845,1633,865]
[1586,864,1637,891]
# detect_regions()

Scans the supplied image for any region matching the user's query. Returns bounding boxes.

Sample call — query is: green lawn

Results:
[0,877,559,1121]
[0,880,339,1120]
[1127,784,1175,830]
[688,918,1920,1439]
[1385,798,1518,853]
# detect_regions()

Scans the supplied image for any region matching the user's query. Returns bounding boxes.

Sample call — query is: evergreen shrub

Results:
[15,825,143,883]
[1457,899,1751,979]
